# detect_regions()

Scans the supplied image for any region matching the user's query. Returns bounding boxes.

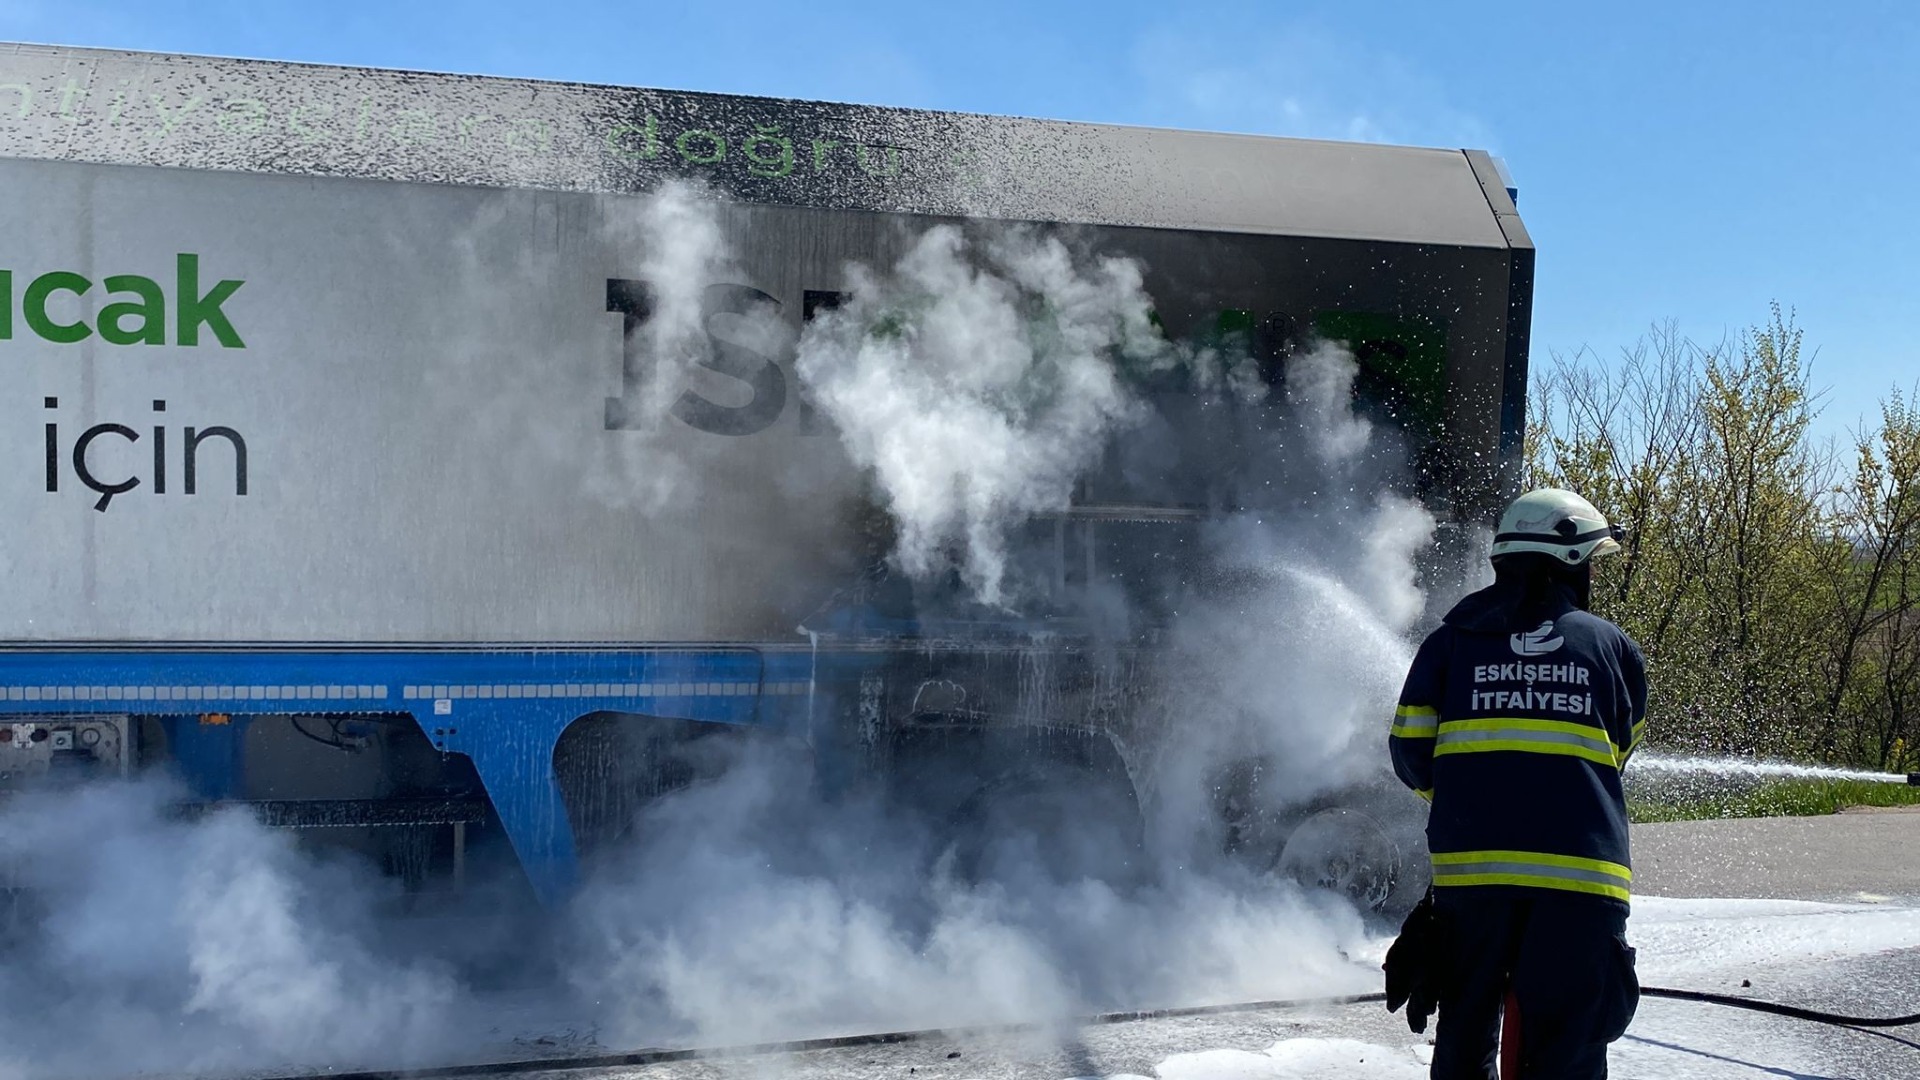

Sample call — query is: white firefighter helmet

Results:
[1490,488,1624,565]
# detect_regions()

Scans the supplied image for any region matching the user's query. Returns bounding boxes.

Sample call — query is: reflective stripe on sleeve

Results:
[1391,704,1439,739]
[1431,849,1632,902]
[1434,717,1620,768]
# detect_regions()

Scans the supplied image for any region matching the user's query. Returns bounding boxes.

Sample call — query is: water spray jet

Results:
[1633,753,1910,785]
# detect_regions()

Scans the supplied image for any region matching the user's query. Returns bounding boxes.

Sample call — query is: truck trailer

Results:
[0,43,1533,909]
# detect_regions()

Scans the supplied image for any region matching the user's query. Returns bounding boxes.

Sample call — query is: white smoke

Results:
[0,779,464,1078]
[586,180,792,509]
[428,179,789,513]
[563,744,1376,1049]
[1140,345,1435,863]
[781,198,1437,853]
[796,225,1176,606]
[546,196,1441,1048]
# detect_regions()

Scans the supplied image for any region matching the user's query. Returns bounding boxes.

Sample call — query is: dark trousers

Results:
[1431,888,1639,1080]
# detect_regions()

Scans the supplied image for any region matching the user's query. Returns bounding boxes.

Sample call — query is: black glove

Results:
[1383,889,1443,1034]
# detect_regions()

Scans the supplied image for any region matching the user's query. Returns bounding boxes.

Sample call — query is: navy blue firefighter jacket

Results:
[1390,578,1648,905]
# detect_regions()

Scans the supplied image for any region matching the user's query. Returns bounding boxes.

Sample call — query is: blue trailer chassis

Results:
[0,645,867,906]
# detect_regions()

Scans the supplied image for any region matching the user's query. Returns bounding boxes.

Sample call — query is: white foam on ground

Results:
[1154,1039,1430,1078]
[1068,894,1918,1079]
[1633,894,1920,982]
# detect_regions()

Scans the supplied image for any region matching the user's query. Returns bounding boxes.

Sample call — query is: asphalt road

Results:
[438,812,1920,1080]
[1633,805,1920,902]
[1629,807,1920,1079]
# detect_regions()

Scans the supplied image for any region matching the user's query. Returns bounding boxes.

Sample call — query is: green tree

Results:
[1672,308,1830,755]
[1824,390,1920,767]
[1527,307,1854,760]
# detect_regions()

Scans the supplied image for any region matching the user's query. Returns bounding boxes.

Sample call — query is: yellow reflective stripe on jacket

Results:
[1629,718,1648,750]
[1390,704,1439,739]
[1413,788,1433,803]
[1433,717,1620,768]
[1431,849,1632,902]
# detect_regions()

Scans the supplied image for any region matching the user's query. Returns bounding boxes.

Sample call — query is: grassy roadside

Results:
[1629,777,1920,823]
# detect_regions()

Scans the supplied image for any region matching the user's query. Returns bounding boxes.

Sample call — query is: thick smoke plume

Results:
[0,780,465,1078]
[587,181,788,509]
[796,225,1177,605]
[563,743,1378,1048]
[790,208,1435,851]
[431,180,783,512]
[1143,377,1435,864]
[0,187,1453,1078]
[552,195,1441,1046]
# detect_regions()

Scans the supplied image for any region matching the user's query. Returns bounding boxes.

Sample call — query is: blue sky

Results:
[7,0,1915,438]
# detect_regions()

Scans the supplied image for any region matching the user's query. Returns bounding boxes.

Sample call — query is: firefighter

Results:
[1384,488,1648,1079]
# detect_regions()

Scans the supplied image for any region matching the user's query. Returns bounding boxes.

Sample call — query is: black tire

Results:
[1274,807,1403,912]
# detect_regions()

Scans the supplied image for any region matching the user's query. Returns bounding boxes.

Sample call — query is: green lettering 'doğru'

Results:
[175,253,244,348]
[5,69,939,192]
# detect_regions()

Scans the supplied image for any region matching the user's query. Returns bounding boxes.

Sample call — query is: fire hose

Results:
[1637,985,1920,1027]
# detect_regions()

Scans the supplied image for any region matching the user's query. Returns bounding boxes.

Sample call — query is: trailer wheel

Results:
[552,713,750,864]
[1274,807,1401,912]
